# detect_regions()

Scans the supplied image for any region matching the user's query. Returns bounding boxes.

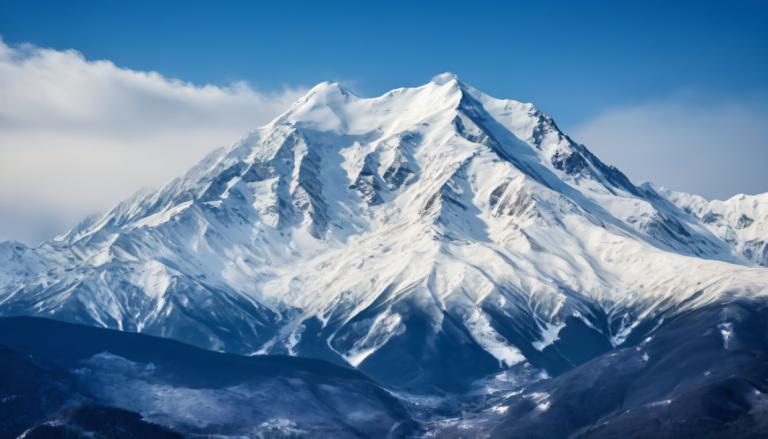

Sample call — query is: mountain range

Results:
[1,73,767,437]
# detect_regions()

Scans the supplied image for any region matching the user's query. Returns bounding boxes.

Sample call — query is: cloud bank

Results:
[0,40,307,245]
[572,94,768,200]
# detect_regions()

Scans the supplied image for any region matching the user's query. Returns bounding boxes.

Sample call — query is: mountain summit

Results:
[1,76,766,391]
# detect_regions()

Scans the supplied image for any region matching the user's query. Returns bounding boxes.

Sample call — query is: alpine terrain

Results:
[2,74,767,437]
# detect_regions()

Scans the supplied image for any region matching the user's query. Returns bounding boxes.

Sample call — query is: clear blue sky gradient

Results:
[2,0,766,128]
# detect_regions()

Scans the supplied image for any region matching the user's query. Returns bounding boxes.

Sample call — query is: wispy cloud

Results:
[572,91,768,200]
[0,40,307,245]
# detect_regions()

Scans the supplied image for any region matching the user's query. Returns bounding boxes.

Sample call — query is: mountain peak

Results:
[307,80,351,94]
[430,71,460,85]
[2,75,766,396]
[295,80,355,105]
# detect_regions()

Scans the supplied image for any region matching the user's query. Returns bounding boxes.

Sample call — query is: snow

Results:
[658,186,768,267]
[345,311,405,367]
[526,392,551,412]
[646,399,673,408]
[134,260,173,299]
[131,200,193,229]
[466,308,526,367]
[718,322,734,349]
[1,74,767,382]
[532,321,565,351]
[490,404,509,414]
[73,352,400,438]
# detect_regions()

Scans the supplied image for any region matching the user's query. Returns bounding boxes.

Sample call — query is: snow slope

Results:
[658,187,768,267]
[1,74,766,392]
[0,316,415,438]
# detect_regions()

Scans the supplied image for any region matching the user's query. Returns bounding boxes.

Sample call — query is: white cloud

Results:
[0,40,307,244]
[572,93,768,200]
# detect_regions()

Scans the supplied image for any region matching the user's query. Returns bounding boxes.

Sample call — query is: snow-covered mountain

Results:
[1,73,767,392]
[658,187,768,267]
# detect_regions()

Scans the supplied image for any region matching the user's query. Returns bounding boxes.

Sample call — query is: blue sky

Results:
[2,0,766,126]
[0,0,767,243]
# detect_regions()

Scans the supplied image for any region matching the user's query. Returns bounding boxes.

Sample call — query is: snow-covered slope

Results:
[0,317,415,438]
[1,74,767,392]
[658,187,768,267]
